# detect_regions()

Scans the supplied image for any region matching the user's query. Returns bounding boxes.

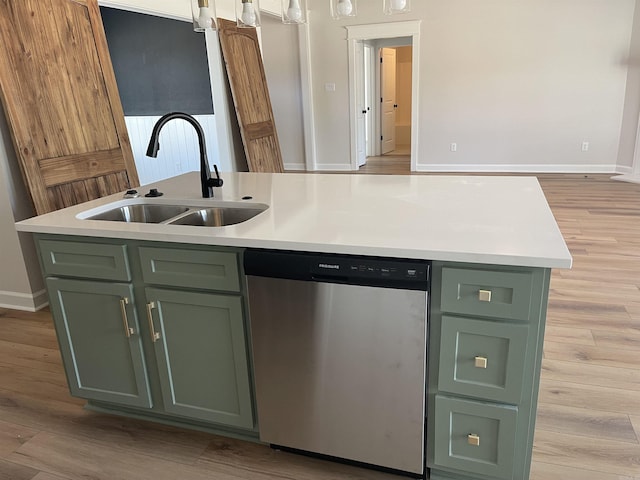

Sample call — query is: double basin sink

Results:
[78,200,268,227]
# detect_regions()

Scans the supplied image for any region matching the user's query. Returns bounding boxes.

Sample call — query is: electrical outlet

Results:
[450,143,457,152]
[325,83,336,92]
[582,142,589,152]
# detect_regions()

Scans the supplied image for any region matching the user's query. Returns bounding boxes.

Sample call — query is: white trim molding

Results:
[346,21,421,172]
[0,289,48,312]
[299,21,318,171]
[612,107,640,184]
[417,163,627,174]
[314,163,353,171]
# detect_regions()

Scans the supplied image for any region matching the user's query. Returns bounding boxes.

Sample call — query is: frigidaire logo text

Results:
[318,263,340,270]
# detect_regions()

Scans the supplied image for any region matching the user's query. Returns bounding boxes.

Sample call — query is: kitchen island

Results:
[16,172,571,480]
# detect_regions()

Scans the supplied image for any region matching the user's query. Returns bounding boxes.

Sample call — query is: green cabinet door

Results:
[433,395,518,480]
[46,278,152,408]
[145,287,254,429]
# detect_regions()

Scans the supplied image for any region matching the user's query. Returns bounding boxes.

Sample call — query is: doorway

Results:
[379,45,412,157]
[346,21,421,172]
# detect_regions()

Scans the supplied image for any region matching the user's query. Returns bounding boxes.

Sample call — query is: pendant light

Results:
[282,0,307,24]
[384,0,411,15]
[237,0,261,28]
[192,0,216,31]
[331,0,357,19]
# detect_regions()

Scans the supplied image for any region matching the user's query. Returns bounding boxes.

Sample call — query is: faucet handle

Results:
[209,164,224,187]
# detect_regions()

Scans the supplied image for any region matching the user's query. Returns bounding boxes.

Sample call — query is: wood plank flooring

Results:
[1,162,639,479]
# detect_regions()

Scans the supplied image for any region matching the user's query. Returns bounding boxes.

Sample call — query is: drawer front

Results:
[438,315,528,403]
[433,395,517,480]
[139,247,240,292]
[39,240,130,281]
[441,267,534,321]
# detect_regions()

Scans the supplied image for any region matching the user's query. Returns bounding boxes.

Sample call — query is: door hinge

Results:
[380,97,383,103]
[381,135,383,141]
[380,57,383,63]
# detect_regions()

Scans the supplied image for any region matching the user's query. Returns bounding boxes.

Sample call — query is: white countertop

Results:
[16,172,572,269]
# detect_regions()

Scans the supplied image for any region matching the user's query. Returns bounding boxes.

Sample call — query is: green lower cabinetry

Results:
[146,287,254,429]
[46,277,152,408]
[433,395,517,480]
[38,235,256,436]
[428,262,550,480]
[40,235,551,478]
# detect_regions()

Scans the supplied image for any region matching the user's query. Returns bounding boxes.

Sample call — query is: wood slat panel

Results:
[247,136,283,174]
[45,171,130,210]
[245,120,275,140]
[39,150,126,187]
[0,0,139,214]
[218,18,283,173]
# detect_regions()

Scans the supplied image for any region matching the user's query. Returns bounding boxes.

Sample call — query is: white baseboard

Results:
[415,164,625,174]
[284,163,307,171]
[314,164,353,172]
[612,174,640,184]
[615,165,634,175]
[0,289,48,312]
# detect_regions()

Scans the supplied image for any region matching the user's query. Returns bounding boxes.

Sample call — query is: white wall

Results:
[617,0,640,171]
[306,0,636,173]
[0,111,46,311]
[261,14,307,170]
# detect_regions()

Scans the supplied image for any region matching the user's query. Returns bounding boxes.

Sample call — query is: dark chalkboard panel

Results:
[100,7,214,116]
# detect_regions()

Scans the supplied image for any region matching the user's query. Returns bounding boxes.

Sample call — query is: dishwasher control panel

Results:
[313,257,428,283]
[245,249,430,291]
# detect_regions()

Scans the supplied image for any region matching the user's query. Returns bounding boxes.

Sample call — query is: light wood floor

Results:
[1,162,639,480]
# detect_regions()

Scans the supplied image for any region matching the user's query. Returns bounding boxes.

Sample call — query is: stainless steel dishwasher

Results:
[244,249,429,476]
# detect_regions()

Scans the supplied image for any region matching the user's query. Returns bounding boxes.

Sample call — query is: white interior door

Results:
[381,47,397,154]
[355,42,366,167]
[364,44,375,157]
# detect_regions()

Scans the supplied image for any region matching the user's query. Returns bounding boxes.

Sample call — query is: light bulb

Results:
[197,7,212,29]
[336,0,353,16]
[241,0,257,26]
[390,0,406,10]
[287,0,302,22]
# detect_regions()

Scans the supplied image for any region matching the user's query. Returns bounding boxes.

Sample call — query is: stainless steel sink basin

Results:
[168,207,266,227]
[80,200,268,226]
[87,204,190,223]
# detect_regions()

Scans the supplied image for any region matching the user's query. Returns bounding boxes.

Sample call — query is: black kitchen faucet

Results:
[146,112,223,198]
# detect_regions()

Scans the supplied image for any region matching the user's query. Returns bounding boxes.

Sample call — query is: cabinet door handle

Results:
[474,356,488,369]
[146,301,161,342]
[478,289,492,302]
[119,297,134,337]
[468,433,480,446]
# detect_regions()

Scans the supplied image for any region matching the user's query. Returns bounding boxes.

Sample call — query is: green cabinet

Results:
[146,287,254,429]
[38,236,255,435]
[428,263,550,480]
[438,315,529,404]
[46,278,152,408]
[433,395,518,480]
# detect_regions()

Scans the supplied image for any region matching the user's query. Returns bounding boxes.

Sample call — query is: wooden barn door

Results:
[0,0,139,215]
[217,18,284,173]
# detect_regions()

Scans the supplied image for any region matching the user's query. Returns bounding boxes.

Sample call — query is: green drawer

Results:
[39,240,130,281]
[440,267,534,321]
[438,315,528,404]
[433,395,517,480]
[139,247,240,292]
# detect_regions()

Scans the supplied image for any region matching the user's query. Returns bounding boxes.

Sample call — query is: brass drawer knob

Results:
[478,289,492,302]
[468,433,480,446]
[474,356,488,369]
